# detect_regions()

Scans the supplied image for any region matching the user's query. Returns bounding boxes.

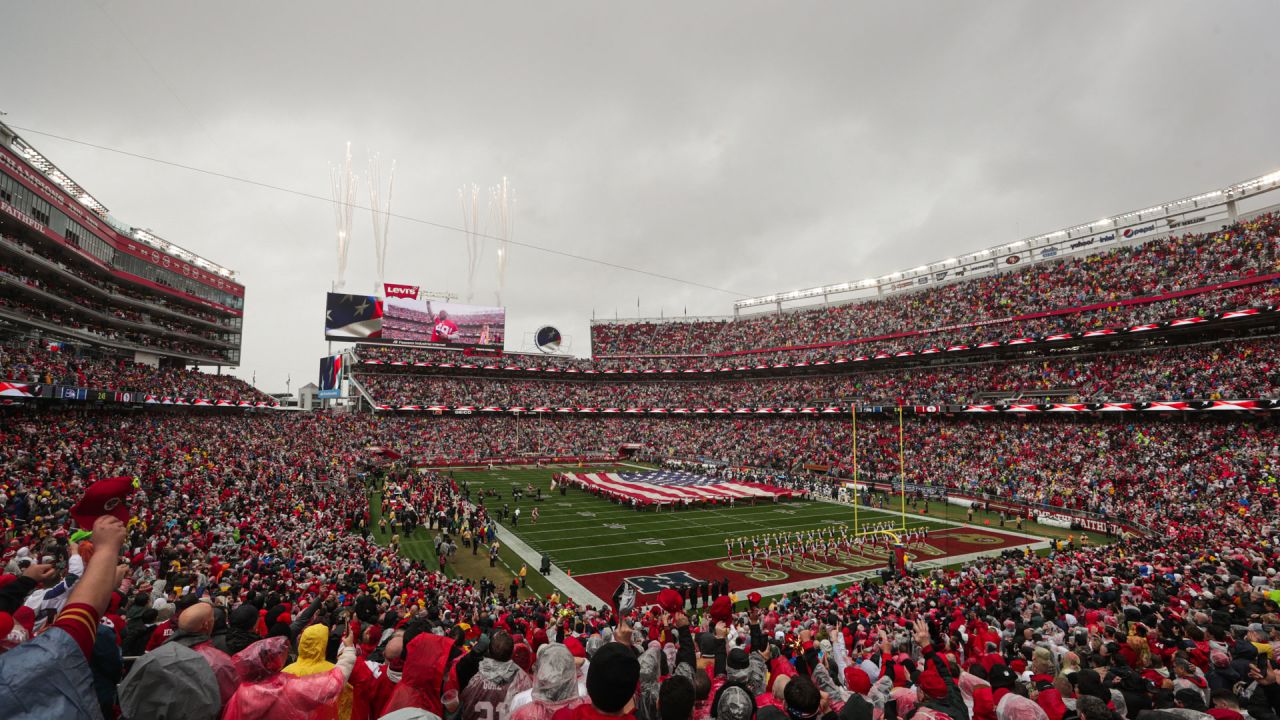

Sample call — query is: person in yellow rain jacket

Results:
[282,624,353,720]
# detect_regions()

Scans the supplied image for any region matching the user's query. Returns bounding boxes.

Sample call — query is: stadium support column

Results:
[1227,199,1239,222]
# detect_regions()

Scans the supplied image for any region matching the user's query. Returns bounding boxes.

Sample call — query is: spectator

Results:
[221,635,356,720]
[0,514,127,718]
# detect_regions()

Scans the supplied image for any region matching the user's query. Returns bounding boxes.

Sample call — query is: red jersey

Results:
[145,619,175,651]
[431,319,460,342]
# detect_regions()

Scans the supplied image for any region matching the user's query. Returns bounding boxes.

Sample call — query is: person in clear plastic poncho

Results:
[222,634,356,720]
[511,644,585,720]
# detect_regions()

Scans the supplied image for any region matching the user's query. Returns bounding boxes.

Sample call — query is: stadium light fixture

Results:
[4,122,242,282]
[133,228,239,280]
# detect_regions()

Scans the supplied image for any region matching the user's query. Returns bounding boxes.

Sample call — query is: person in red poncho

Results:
[380,632,458,718]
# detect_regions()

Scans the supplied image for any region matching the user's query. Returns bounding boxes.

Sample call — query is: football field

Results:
[446,463,1077,605]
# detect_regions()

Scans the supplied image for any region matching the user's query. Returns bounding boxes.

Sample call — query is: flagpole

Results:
[898,405,907,533]
[851,403,859,536]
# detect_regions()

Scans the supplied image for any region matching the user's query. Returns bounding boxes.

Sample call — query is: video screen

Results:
[318,354,344,399]
[322,293,504,350]
[324,293,383,340]
[382,298,505,349]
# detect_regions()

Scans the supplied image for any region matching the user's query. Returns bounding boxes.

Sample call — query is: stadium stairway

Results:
[348,372,377,408]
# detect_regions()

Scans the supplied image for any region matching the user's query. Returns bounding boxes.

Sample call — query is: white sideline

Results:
[493,523,603,607]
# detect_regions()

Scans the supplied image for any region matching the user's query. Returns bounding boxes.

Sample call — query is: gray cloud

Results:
[3,0,1277,390]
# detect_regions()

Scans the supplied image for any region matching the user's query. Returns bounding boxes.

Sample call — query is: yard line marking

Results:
[509,499,843,529]
[514,508,912,560]
[510,501,902,533]
[516,507,885,538]
[541,513,927,559]
[514,508,876,537]
[561,521,945,564]
[531,517,920,554]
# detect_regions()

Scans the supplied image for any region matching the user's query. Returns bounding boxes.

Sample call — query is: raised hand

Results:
[617,618,634,647]
[22,563,56,585]
[912,618,931,648]
[92,515,127,551]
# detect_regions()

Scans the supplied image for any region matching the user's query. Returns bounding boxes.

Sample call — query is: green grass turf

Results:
[446,464,1097,577]
[368,464,1114,595]
[366,485,554,599]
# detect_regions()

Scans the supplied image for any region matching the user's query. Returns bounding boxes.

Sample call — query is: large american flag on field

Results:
[562,470,801,506]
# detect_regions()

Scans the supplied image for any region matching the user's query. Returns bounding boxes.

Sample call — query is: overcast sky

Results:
[3,1,1279,391]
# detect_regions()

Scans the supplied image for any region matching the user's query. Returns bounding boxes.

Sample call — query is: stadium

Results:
[3,5,1280,720]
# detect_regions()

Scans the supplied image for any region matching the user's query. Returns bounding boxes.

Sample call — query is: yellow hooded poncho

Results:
[282,624,353,720]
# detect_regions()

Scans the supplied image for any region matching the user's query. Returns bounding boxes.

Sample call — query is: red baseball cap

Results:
[70,477,135,529]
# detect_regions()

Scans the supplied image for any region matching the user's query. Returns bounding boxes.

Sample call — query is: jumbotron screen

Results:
[323,292,505,350]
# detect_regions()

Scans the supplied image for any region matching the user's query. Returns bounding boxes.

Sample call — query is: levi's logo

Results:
[383,283,419,299]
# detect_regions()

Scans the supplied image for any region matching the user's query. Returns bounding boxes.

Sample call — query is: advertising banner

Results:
[383,283,420,300]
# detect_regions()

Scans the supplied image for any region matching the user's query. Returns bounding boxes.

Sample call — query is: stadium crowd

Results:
[2,408,1280,720]
[0,266,229,346]
[591,214,1280,358]
[353,337,1280,407]
[358,281,1280,375]
[1,233,239,329]
[0,337,269,400]
[0,288,234,363]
